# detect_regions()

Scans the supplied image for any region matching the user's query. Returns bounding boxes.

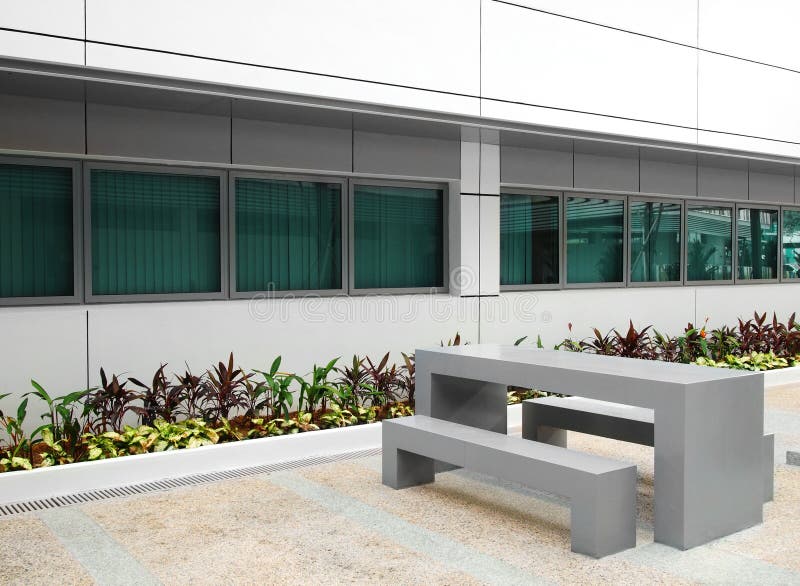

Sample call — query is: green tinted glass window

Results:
[566,197,624,284]
[500,193,559,286]
[0,163,74,298]
[782,209,800,280]
[737,207,778,280]
[353,185,443,289]
[629,200,681,283]
[91,170,221,296]
[235,178,341,292]
[686,205,732,281]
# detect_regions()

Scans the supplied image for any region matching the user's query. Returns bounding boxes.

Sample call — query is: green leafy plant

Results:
[26,381,88,463]
[296,358,339,414]
[0,395,37,467]
[279,412,319,434]
[319,406,358,428]
[254,357,295,420]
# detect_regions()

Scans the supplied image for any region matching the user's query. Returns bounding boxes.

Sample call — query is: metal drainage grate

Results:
[0,447,382,517]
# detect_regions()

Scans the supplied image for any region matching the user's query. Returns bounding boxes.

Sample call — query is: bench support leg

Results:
[382,446,435,490]
[763,433,774,502]
[521,402,567,447]
[570,467,637,558]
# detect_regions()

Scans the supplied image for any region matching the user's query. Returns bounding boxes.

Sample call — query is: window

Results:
[352,183,444,290]
[629,200,681,284]
[686,204,733,282]
[0,162,75,300]
[783,209,800,280]
[90,168,222,297]
[566,196,624,285]
[234,176,342,292]
[500,192,559,286]
[737,207,778,281]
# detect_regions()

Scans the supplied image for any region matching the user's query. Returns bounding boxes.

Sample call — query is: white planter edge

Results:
[0,421,382,506]
[764,365,800,388]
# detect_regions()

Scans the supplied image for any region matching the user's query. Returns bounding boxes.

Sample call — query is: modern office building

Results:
[1,0,799,404]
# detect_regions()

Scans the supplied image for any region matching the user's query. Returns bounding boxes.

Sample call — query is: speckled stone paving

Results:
[1,385,798,585]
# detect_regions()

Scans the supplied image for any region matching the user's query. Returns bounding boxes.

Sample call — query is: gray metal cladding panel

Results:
[0,93,85,153]
[232,117,351,172]
[500,145,572,187]
[573,144,638,192]
[749,170,794,203]
[640,156,697,196]
[697,157,748,200]
[87,103,231,163]
[353,131,460,179]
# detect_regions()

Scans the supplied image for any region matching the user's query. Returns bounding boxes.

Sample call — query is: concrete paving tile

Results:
[0,514,94,586]
[83,476,481,585]
[298,460,689,586]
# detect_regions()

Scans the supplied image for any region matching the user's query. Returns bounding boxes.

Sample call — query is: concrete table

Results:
[415,345,765,550]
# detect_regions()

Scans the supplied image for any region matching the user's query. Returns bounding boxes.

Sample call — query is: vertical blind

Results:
[353,185,443,289]
[235,178,342,291]
[500,193,559,286]
[91,170,221,295]
[0,163,74,298]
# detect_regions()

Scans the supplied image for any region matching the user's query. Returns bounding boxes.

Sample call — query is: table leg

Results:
[653,378,764,549]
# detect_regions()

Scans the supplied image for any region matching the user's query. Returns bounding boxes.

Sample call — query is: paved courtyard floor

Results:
[1,386,799,585]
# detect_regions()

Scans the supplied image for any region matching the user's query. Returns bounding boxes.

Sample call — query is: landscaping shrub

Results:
[550,311,800,371]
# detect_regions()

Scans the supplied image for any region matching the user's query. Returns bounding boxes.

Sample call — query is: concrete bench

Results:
[382,415,637,558]
[522,396,775,501]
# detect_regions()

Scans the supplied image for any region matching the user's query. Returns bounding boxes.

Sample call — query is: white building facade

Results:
[1,0,799,405]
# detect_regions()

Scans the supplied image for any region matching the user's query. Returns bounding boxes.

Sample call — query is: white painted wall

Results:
[699,0,800,72]
[3,0,800,158]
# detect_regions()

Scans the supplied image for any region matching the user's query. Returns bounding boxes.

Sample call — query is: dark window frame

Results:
[0,156,82,307]
[734,203,780,285]
[779,205,800,283]
[348,178,449,295]
[563,192,628,290]
[498,188,562,292]
[84,162,228,304]
[627,195,684,288]
[228,171,348,299]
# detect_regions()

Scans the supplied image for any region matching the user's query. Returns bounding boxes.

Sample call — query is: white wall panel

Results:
[481,99,698,145]
[86,297,478,388]
[697,131,800,160]
[1,0,85,38]
[482,1,697,130]
[695,284,800,328]
[480,288,695,348]
[698,52,800,146]
[85,44,480,117]
[0,307,87,432]
[506,0,698,46]
[0,30,84,65]
[699,0,800,72]
[86,0,480,96]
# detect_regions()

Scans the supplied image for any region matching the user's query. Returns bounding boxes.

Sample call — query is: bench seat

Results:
[382,415,637,558]
[522,396,774,501]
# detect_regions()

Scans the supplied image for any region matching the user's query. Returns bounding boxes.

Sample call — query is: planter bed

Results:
[0,421,381,507]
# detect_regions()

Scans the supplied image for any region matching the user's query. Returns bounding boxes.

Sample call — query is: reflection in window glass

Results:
[783,209,800,280]
[500,193,559,286]
[566,197,624,284]
[630,200,681,283]
[686,205,732,281]
[737,208,778,280]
